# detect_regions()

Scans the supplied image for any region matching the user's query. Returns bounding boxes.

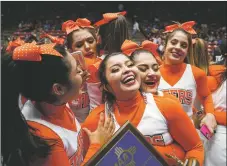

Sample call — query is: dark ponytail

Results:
[1,54,51,166]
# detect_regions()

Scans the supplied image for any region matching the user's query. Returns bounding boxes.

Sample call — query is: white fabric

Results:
[18,94,24,111]
[105,92,173,145]
[203,80,226,166]
[87,82,103,111]
[158,64,197,118]
[133,22,140,31]
[21,100,80,159]
[215,55,222,62]
[204,125,226,166]
[212,80,226,111]
[68,90,90,123]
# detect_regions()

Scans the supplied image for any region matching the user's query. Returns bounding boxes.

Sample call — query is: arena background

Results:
[1,1,226,53]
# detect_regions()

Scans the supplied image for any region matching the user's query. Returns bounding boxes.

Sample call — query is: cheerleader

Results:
[158,21,217,134]
[82,52,204,166]
[62,18,103,122]
[191,38,226,166]
[2,43,115,166]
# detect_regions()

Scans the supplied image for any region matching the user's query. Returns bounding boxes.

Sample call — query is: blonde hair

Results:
[191,38,209,75]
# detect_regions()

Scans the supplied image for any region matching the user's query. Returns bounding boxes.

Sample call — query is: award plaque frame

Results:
[85,121,169,166]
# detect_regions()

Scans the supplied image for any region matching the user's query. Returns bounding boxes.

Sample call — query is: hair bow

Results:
[94,11,127,27]
[6,37,25,53]
[40,33,65,45]
[13,43,63,62]
[62,18,94,35]
[121,40,162,64]
[163,21,197,34]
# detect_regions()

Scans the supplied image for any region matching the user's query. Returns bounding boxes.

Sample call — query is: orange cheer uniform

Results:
[82,91,204,165]
[21,100,100,166]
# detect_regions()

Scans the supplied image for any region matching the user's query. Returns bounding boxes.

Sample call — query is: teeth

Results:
[123,76,135,83]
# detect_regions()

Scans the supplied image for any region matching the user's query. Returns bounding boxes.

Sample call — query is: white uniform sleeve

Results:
[87,82,103,111]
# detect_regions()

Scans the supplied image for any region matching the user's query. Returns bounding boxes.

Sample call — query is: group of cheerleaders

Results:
[2,11,226,166]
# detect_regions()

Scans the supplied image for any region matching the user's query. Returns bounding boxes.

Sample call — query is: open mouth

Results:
[122,75,136,85]
[144,81,156,86]
[144,76,160,87]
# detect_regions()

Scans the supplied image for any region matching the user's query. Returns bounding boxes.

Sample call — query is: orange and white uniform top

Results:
[159,63,215,118]
[82,91,204,166]
[21,100,100,166]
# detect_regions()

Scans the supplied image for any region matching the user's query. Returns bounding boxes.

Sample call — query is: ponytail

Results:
[1,54,52,166]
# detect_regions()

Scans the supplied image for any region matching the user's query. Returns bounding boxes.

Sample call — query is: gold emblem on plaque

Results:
[114,146,136,166]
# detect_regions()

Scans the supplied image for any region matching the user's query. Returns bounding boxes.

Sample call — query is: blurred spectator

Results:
[18,21,24,29]
[132,17,140,39]
[43,20,51,31]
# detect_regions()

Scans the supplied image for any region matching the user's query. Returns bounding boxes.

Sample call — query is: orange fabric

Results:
[207,76,219,93]
[191,65,215,114]
[39,103,77,132]
[214,112,226,126]
[94,11,127,27]
[81,143,101,165]
[209,65,226,86]
[13,43,41,61]
[121,40,162,65]
[13,43,63,62]
[114,92,146,127]
[82,92,204,165]
[160,63,187,86]
[154,93,204,165]
[207,65,226,126]
[207,76,226,125]
[6,37,25,53]
[28,121,69,166]
[82,92,146,128]
[163,21,197,34]
[84,56,101,69]
[26,104,100,165]
[87,59,102,83]
[21,95,28,105]
[40,33,65,45]
[40,43,63,57]
[62,18,94,35]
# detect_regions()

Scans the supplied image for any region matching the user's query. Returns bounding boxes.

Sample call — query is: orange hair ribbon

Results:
[163,21,197,34]
[13,43,63,62]
[6,37,25,53]
[62,18,94,35]
[40,33,65,45]
[121,40,162,65]
[94,11,127,27]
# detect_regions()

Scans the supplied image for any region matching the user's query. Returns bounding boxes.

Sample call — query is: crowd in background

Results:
[138,18,226,62]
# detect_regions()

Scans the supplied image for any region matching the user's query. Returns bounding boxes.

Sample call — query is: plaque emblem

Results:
[114,146,136,166]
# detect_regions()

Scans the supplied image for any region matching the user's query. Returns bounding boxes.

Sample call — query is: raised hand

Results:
[83,112,115,145]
